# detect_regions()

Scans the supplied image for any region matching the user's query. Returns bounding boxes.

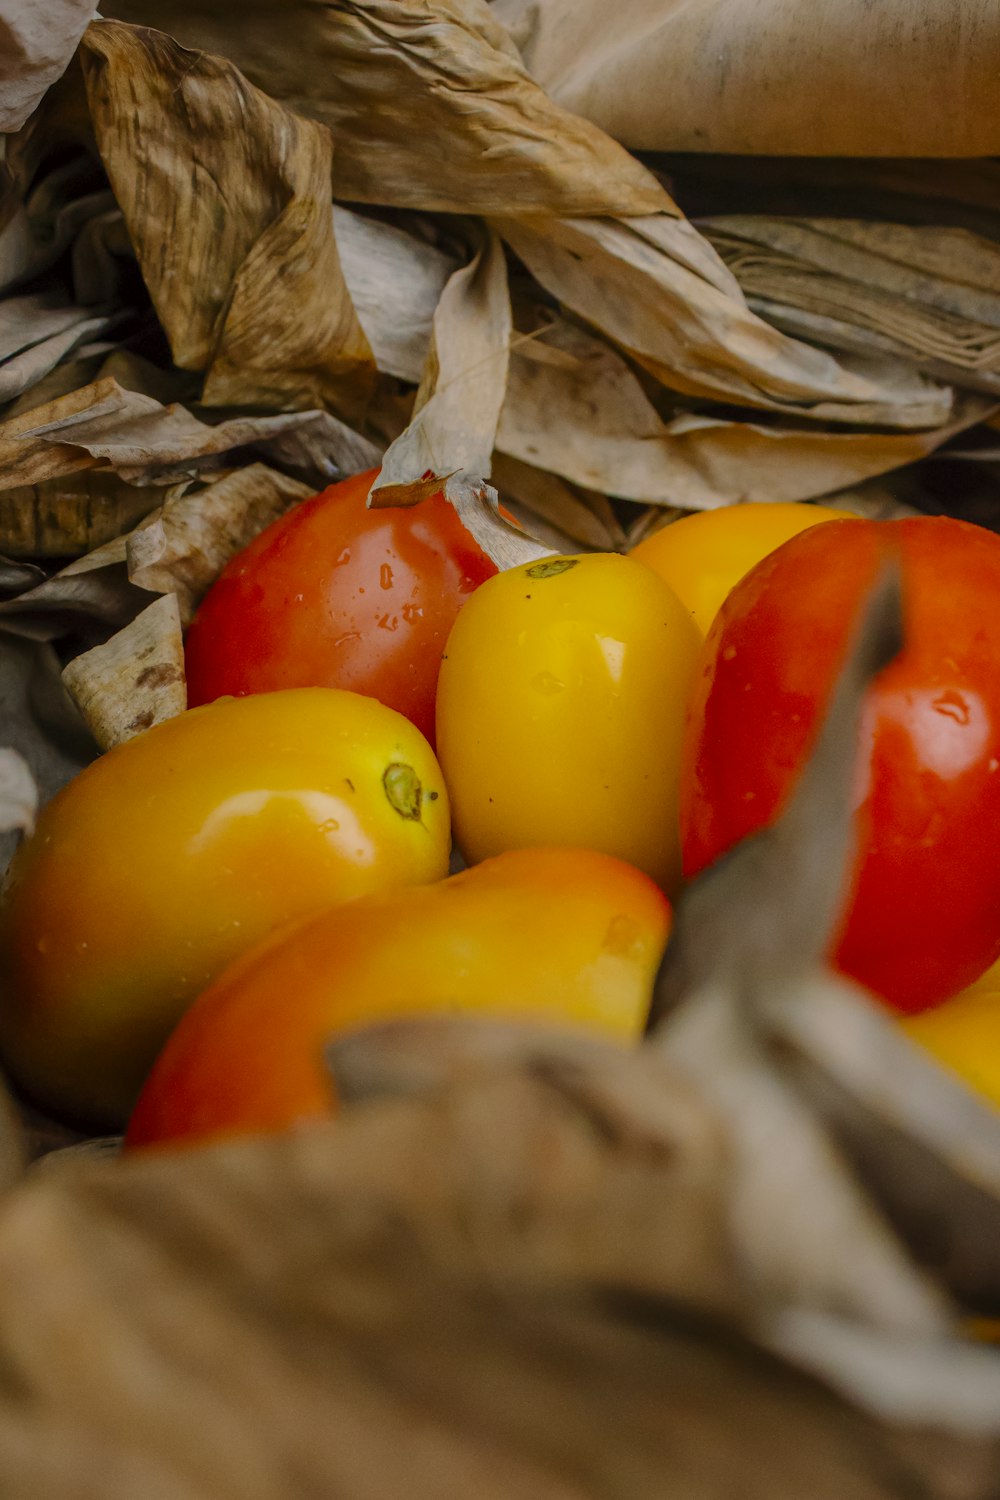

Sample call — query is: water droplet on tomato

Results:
[933,690,971,726]
[380,563,394,590]
[531,670,565,696]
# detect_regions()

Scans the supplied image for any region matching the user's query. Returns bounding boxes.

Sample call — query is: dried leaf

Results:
[498,316,993,507]
[0,0,97,133]
[80,21,376,420]
[370,229,512,506]
[0,1086,979,1499]
[99,0,670,219]
[0,747,37,837]
[497,0,1000,159]
[0,472,162,560]
[492,454,625,552]
[62,594,185,750]
[126,464,312,624]
[500,214,955,425]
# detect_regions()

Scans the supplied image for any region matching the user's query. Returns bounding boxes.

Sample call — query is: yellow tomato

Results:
[954,954,1000,998]
[902,991,1000,1111]
[631,502,849,637]
[0,689,449,1126]
[126,847,671,1151]
[435,554,700,893]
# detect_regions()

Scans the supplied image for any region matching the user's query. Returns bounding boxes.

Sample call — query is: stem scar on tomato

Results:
[382,763,424,821]
[525,559,579,581]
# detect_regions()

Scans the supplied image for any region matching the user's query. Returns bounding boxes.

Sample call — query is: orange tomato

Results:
[125,847,670,1151]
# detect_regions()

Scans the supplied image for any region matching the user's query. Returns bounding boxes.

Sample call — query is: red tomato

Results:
[185,469,498,744]
[681,516,1000,1015]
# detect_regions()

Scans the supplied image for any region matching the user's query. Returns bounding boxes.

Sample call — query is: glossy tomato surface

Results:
[185,468,498,744]
[435,554,701,893]
[0,689,450,1127]
[631,501,849,638]
[682,516,1000,1013]
[126,847,670,1151]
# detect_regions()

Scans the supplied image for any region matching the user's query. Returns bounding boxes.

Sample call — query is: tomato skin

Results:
[184,468,498,745]
[631,501,849,638]
[435,554,701,893]
[681,516,1000,1014]
[125,846,670,1151]
[0,689,449,1127]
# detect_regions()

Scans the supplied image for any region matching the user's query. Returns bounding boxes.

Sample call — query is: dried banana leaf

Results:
[497,0,1000,159]
[61,594,186,750]
[88,9,946,425]
[0,749,37,837]
[79,22,377,421]
[0,1077,989,1499]
[0,0,96,133]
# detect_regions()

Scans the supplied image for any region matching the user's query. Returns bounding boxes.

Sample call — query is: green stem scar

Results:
[383,763,423,821]
[525,559,579,581]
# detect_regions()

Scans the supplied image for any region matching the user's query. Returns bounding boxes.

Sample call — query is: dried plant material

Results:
[370,230,512,507]
[498,316,992,508]
[0,748,37,837]
[252,413,382,491]
[127,465,312,624]
[0,543,147,645]
[0,1088,986,1499]
[705,218,1000,391]
[80,22,376,420]
[0,472,162,560]
[62,594,185,750]
[0,639,95,875]
[0,0,96,133]
[501,215,955,425]
[334,205,457,383]
[98,0,670,219]
[492,454,624,551]
[496,0,1000,159]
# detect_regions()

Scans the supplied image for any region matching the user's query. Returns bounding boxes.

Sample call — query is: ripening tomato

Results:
[0,689,449,1126]
[682,516,1000,1014]
[184,469,499,745]
[631,501,849,637]
[902,991,1000,1112]
[125,847,670,1151]
[435,554,701,892]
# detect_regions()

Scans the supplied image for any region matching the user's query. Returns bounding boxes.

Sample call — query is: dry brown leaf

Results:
[99,0,670,219]
[370,229,512,507]
[0,747,37,837]
[498,316,993,508]
[497,0,1000,159]
[492,454,625,552]
[0,1077,981,1499]
[79,21,376,421]
[126,464,312,624]
[62,594,186,750]
[500,214,955,425]
[0,472,162,560]
[0,0,97,133]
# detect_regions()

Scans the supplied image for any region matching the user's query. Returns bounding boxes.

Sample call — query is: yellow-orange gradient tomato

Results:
[631,502,849,637]
[125,847,671,1151]
[902,991,1000,1112]
[0,689,449,1126]
[435,554,700,893]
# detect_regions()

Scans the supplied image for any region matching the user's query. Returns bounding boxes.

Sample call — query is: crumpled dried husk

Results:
[80,22,377,421]
[704,217,1000,392]
[0,0,97,134]
[61,593,185,750]
[0,747,37,837]
[0,1062,989,1499]
[495,0,1000,160]
[89,7,947,427]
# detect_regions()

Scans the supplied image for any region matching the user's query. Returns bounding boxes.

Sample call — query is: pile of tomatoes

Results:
[3,467,1000,1150]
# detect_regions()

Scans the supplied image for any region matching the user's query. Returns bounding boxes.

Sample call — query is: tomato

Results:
[0,689,449,1126]
[184,468,499,745]
[631,501,849,637]
[435,554,700,893]
[681,516,1000,1014]
[125,846,669,1151]
[903,991,1000,1112]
